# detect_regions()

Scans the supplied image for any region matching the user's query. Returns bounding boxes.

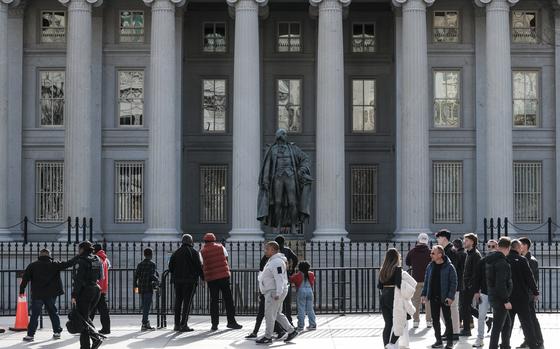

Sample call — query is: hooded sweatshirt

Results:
[96,250,110,294]
[485,251,512,304]
[259,253,289,296]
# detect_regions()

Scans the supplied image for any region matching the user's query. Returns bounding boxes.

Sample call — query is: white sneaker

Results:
[385,344,398,349]
[426,321,433,328]
[413,321,419,328]
[53,332,61,339]
[472,338,484,348]
[23,336,34,342]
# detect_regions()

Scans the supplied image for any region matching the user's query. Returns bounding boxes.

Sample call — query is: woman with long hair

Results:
[378,248,403,348]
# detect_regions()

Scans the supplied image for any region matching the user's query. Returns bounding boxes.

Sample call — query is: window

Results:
[512,11,537,43]
[115,161,144,223]
[40,71,65,127]
[203,22,226,53]
[41,11,66,43]
[514,162,542,223]
[434,70,460,128]
[35,161,64,223]
[433,11,459,43]
[433,161,463,224]
[200,165,228,224]
[203,79,226,133]
[118,70,144,127]
[513,71,538,127]
[120,11,145,43]
[352,23,375,53]
[351,165,378,223]
[277,79,302,133]
[352,79,376,132]
[278,22,301,52]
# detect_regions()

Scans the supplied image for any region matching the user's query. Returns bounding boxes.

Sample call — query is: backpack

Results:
[84,255,103,283]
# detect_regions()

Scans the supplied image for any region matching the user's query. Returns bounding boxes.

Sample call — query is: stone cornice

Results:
[309,0,351,7]
[474,0,519,7]
[58,0,103,7]
[226,0,268,6]
[143,0,186,7]
[392,0,434,7]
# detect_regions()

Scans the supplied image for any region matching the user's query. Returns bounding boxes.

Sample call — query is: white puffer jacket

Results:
[392,270,417,337]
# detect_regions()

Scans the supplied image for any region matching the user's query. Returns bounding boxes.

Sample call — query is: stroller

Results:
[66,308,107,348]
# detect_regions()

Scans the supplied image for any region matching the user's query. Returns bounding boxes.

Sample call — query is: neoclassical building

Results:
[0,0,558,241]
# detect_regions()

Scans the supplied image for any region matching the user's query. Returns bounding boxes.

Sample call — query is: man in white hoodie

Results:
[256,241,299,344]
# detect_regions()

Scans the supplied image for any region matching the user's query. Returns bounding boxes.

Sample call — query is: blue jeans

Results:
[296,287,316,329]
[141,293,153,325]
[28,297,62,337]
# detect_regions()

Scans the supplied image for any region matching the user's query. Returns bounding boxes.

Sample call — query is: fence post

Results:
[67,217,71,244]
[483,218,488,243]
[497,218,501,239]
[89,218,93,242]
[504,217,508,237]
[23,216,28,244]
[75,217,79,243]
[548,217,552,246]
[340,237,345,314]
[82,217,87,241]
[490,218,494,240]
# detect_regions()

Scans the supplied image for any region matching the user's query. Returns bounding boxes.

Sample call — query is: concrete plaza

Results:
[0,314,555,349]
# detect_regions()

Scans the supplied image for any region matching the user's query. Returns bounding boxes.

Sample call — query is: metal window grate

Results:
[35,161,64,223]
[277,79,302,133]
[351,165,378,223]
[203,22,227,53]
[120,11,145,43]
[115,161,144,224]
[512,11,537,44]
[514,162,542,224]
[352,23,375,53]
[513,71,538,127]
[41,11,66,43]
[118,70,144,127]
[278,22,301,52]
[433,161,463,224]
[352,79,376,133]
[434,71,460,128]
[200,165,228,224]
[433,11,459,43]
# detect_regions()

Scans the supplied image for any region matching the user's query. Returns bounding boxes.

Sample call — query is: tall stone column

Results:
[475,0,517,225]
[392,0,433,240]
[554,3,560,237]
[226,0,267,241]
[58,0,102,240]
[309,0,350,241]
[143,0,185,241]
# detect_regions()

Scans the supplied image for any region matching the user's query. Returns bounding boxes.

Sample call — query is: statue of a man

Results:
[257,129,312,232]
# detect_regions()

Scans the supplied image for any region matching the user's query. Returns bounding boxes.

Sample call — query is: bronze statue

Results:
[257,129,312,233]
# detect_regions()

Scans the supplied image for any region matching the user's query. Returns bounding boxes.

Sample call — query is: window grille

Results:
[434,70,460,128]
[433,161,463,224]
[352,79,376,132]
[120,11,145,43]
[433,11,459,43]
[352,23,375,53]
[513,71,538,127]
[200,165,228,224]
[115,161,144,223]
[203,23,227,53]
[119,71,144,127]
[35,161,64,223]
[514,162,542,224]
[40,71,65,127]
[277,79,302,133]
[351,165,378,223]
[278,22,301,52]
[203,79,227,133]
[41,11,66,43]
[512,11,537,43]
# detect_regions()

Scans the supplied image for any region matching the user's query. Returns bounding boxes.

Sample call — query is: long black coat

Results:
[19,255,76,300]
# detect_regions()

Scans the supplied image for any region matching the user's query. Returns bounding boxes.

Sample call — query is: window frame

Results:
[117,69,145,128]
[432,161,463,224]
[351,22,376,54]
[40,10,67,44]
[350,164,379,224]
[114,160,145,224]
[118,10,146,44]
[432,69,462,129]
[202,22,228,54]
[512,69,540,128]
[432,10,460,44]
[275,77,303,134]
[511,10,538,44]
[38,69,66,128]
[35,160,65,223]
[201,78,228,134]
[276,21,303,53]
[199,164,229,224]
[350,78,377,134]
[513,161,542,224]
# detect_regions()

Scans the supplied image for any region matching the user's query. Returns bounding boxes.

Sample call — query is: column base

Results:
[0,229,14,241]
[312,228,349,242]
[143,228,180,242]
[393,228,432,242]
[227,228,265,242]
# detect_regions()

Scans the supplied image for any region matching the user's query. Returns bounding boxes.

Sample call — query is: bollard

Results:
[23,217,28,245]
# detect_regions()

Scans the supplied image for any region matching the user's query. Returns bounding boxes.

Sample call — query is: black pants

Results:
[430,298,453,347]
[208,277,236,326]
[77,286,101,349]
[381,288,399,346]
[528,299,543,345]
[460,289,476,331]
[510,300,538,349]
[174,282,197,327]
[90,293,110,332]
[489,302,511,349]
[283,284,293,325]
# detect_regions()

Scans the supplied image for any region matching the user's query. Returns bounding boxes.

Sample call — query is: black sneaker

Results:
[211,325,218,331]
[255,337,272,344]
[459,330,471,337]
[99,329,110,335]
[179,326,194,332]
[141,323,156,331]
[91,338,103,349]
[245,333,258,339]
[432,342,443,349]
[276,331,286,339]
[173,325,180,331]
[284,330,299,342]
[486,317,493,334]
[227,322,243,330]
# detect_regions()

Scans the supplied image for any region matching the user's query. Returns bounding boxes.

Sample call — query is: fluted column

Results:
[58,0,102,239]
[143,0,185,241]
[310,0,349,241]
[392,0,433,240]
[226,0,266,241]
[555,4,560,238]
[475,0,517,225]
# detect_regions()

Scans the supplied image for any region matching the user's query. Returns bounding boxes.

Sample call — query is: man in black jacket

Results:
[460,233,481,337]
[472,240,497,348]
[508,240,542,349]
[485,237,513,349]
[19,249,77,342]
[169,234,203,332]
[275,235,298,327]
[436,229,460,339]
[518,237,543,349]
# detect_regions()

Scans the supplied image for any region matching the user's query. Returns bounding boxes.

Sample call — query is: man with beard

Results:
[460,233,481,337]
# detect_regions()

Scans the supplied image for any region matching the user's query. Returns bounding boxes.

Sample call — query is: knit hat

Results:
[203,232,217,242]
[417,233,429,245]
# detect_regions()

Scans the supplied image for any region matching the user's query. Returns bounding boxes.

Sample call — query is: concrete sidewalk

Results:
[0,314,554,348]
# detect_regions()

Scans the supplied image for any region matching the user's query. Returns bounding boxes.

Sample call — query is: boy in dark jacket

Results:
[169,234,203,332]
[19,249,77,341]
[435,229,460,338]
[134,248,159,331]
[421,245,457,349]
[485,237,513,349]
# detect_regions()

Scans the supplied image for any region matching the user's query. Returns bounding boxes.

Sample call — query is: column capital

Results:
[474,0,519,8]
[58,0,103,7]
[0,0,20,6]
[392,0,434,8]
[309,0,351,7]
[143,0,186,7]
[226,0,268,7]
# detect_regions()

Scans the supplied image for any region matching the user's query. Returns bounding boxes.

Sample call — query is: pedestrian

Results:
[379,248,417,349]
[72,241,104,349]
[246,254,270,339]
[518,237,544,349]
[459,233,481,337]
[290,261,316,331]
[485,237,513,349]
[200,232,242,331]
[405,232,432,329]
[435,229,460,340]
[19,248,77,342]
[421,245,457,349]
[274,235,298,327]
[452,238,467,331]
[256,241,299,344]
[472,239,497,348]
[507,240,542,349]
[91,244,111,335]
[133,247,159,331]
[169,233,203,332]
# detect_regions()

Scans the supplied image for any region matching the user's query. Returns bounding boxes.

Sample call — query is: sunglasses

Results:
[487,245,497,248]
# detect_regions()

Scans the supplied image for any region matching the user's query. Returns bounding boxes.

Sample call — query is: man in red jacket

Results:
[200,233,242,331]
[91,244,111,334]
